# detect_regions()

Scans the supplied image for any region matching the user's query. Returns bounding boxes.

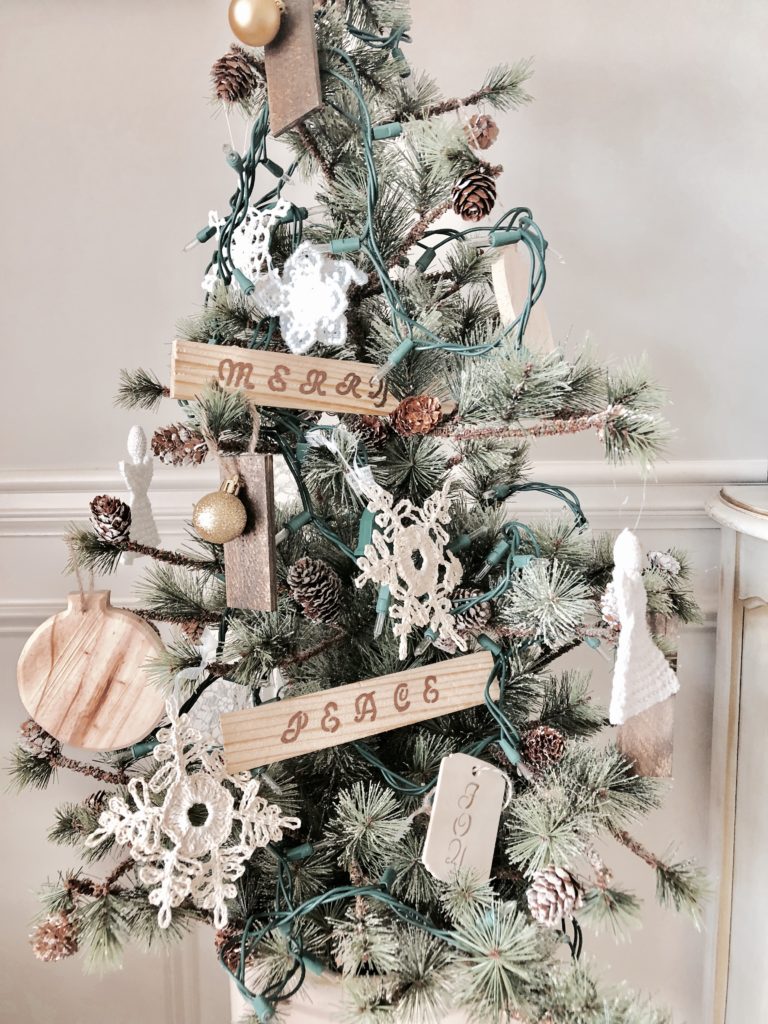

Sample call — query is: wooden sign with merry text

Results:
[170,339,398,416]
[220,650,496,772]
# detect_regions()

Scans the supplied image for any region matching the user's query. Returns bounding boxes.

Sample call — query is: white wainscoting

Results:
[1,459,764,1023]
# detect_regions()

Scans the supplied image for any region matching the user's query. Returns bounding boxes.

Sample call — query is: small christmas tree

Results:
[13,3,705,1021]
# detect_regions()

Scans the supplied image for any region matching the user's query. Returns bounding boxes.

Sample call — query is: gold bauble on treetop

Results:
[192,477,248,543]
[228,0,283,48]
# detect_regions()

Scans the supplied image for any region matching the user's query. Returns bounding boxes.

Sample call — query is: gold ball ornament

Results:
[228,0,283,47]
[192,477,248,543]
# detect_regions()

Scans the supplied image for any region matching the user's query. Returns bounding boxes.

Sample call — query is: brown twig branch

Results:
[295,123,335,182]
[423,86,500,118]
[119,541,215,570]
[612,830,660,871]
[126,607,222,627]
[65,859,134,900]
[389,199,452,267]
[51,754,127,786]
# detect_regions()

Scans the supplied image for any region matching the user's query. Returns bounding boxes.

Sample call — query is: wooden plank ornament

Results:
[16,591,165,751]
[170,339,398,417]
[221,650,496,771]
[265,0,323,136]
[220,453,278,611]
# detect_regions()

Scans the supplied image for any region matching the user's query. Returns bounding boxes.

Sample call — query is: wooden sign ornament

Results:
[218,453,278,611]
[170,338,398,417]
[220,650,496,772]
[17,591,166,751]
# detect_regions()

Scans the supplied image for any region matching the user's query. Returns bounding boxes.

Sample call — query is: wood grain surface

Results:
[170,339,398,416]
[221,650,497,772]
[220,453,277,611]
[265,0,323,136]
[16,591,165,751]
[616,696,675,777]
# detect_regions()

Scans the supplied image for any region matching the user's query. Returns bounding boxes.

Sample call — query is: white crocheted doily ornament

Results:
[119,426,160,563]
[201,211,227,293]
[355,482,464,659]
[253,240,368,354]
[229,198,291,285]
[86,701,300,928]
[608,529,679,725]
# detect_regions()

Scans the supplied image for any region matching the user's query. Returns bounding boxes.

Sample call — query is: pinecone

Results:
[179,619,207,643]
[211,44,260,105]
[526,867,583,928]
[215,925,247,972]
[453,587,493,635]
[349,414,392,449]
[287,558,344,624]
[151,423,208,467]
[600,582,621,631]
[452,169,497,222]
[83,790,108,816]
[391,395,443,436]
[30,913,78,962]
[465,114,499,151]
[89,495,131,544]
[520,725,566,771]
[19,718,60,760]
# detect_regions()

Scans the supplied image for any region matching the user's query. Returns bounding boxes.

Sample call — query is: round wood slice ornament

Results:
[17,591,166,751]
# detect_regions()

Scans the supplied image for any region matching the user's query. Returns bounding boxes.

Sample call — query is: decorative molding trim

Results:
[1,458,756,633]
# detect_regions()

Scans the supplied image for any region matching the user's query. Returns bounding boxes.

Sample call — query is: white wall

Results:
[1,1,766,1022]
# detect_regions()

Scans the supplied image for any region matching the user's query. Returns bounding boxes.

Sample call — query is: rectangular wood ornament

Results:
[265,0,323,136]
[220,453,277,612]
[221,650,496,772]
[170,339,398,417]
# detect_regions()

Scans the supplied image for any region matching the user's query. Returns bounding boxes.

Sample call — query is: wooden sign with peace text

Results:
[170,339,398,417]
[220,650,496,772]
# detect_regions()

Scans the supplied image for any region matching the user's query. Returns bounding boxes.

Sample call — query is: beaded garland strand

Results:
[174,15,589,1020]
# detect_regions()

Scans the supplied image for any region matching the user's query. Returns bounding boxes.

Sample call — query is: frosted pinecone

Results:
[648,550,681,576]
[83,790,108,816]
[527,867,583,928]
[453,587,493,635]
[520,724,566,771]
[287,557,344,624]
[89,495,131,544]
[151,423,208,466]
[210,44,260,105]
[30,913,78,962]
[600,581,621,631]
[19,718,60,760]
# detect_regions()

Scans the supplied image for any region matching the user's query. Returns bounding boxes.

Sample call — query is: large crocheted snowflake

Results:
[253,240,367,354]
[86,702,300,928]
[355,482,464,659]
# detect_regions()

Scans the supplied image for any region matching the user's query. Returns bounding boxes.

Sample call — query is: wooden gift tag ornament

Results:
[492,246,554,351]
[422,753,507,883]
[265,0,323,136]
[170,339,398,417]
[17,591,165,751]
[221,650,496,772]
[219,453,277,611]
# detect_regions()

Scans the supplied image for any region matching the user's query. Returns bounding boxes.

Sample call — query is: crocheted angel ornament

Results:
[253,240,367,354]
[608,529,679,724]
[119,425,160,562]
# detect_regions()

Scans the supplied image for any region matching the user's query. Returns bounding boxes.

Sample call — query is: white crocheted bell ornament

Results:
[608,528,679,725]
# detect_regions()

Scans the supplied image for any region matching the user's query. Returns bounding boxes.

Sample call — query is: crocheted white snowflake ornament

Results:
[86,701,300,928]
[608,529,679,724]
[230,198,291,284]
[253,240,367,354]
[355,482,464,659]
[119,426,160,563]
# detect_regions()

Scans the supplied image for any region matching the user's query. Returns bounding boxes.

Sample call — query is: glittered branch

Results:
[65,859,134,900]
[437,408,619,443]
[51,754,127,786]
[612,830,660,871]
